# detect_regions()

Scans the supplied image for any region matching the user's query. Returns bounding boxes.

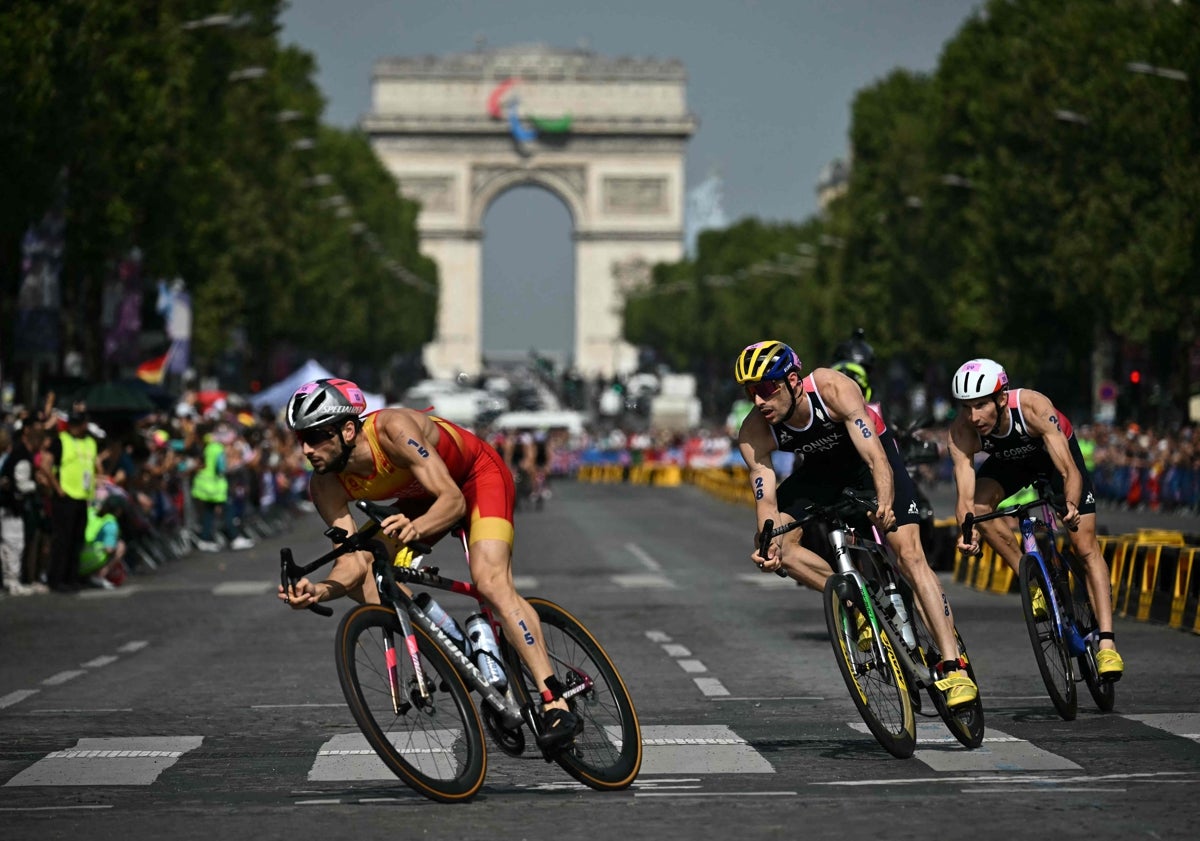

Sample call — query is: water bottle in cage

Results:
[465,613,508,691]
[414,592,467,653]
[882,581,916,649]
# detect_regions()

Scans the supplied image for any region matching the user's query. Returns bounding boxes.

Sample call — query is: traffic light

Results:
[1129,370,1141,385]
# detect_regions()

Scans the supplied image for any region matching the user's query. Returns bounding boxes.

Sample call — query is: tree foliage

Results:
[0,0,436,395]
[625,0,1198,422]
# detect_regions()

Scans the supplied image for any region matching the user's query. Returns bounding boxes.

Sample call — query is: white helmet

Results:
[952,358,1008,400]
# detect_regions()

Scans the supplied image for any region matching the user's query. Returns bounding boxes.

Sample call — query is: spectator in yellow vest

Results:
[43,409,104,592]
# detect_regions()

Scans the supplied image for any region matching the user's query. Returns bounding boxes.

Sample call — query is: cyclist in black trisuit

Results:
[734,340,978,708]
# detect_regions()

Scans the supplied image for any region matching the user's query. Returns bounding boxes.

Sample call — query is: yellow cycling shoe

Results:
[935,670,979,708]
[1096,648,1124,681]
[1029,586,1049,621]
[853,611,874,652]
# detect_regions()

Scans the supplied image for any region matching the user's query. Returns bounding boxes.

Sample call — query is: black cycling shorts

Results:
[776,428,922,529]
[976,434,1097,515]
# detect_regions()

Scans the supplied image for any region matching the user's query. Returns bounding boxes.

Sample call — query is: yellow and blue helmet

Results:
[734,340,801,385]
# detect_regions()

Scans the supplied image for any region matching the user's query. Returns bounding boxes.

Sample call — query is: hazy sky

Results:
[279,0,982,361]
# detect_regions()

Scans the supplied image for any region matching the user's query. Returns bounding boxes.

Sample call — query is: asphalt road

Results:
[2,480,1199,840]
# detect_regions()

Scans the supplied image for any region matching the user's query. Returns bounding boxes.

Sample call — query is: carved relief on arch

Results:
[611,256,652,295]
[602,176,669,215]
[469,164,587,226]
[397,175,457,213]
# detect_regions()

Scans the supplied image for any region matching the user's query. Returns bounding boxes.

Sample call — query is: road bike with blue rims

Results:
[763,489,985,758]
[963,481,1114,721]
[281,499,642,802]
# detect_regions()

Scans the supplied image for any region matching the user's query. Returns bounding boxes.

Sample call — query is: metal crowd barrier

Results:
[951,524,1200,634]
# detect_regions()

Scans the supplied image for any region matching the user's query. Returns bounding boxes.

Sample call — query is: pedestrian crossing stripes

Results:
[5,737,203,787]
[3,717,1199,790]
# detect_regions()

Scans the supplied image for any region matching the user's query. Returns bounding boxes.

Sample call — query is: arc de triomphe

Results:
[363,45,696,378]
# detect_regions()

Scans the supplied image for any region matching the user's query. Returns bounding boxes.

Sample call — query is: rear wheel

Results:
[335,604,486,803]
[910,604,985,748]
[1019,555,1077,720]
[503,598,641,790]
[1064,554,1116,712]
[823,576,915,759]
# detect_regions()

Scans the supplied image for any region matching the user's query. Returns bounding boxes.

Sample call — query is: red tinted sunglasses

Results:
[296,426,338,447]
[745,380,783,401]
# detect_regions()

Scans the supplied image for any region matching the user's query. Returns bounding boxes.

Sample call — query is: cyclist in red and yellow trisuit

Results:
[277,378,582,750]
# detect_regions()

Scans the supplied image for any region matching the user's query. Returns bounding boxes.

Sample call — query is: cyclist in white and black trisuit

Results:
[947,358,1123,679]
[735,340,978,707]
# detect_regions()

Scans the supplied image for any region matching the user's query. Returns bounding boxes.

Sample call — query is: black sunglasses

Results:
[296,426,338,446]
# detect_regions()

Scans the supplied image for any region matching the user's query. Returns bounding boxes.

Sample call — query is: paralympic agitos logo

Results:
[487,77,572,146]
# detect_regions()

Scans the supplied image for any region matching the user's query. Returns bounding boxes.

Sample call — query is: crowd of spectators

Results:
[1085,423,1200,514]
[0,390,313,597]
[905,422,1200,515]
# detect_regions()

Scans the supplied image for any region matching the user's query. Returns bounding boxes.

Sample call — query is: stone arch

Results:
[469,166,587,231]
[365,45,696,378]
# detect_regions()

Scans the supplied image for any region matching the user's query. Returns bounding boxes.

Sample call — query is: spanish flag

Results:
[136,350,171,385]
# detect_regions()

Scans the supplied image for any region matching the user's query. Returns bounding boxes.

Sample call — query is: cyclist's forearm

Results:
[412,495,468,539]
[318,553,371,602]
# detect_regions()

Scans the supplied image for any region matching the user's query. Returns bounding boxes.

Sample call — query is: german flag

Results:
[136,350,171,385]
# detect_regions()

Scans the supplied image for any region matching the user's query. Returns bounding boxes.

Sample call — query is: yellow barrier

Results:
[1134,543,1168,621]
[1136,528,1185,546]
[1170,546,1196,630]
[989,553,1015,594]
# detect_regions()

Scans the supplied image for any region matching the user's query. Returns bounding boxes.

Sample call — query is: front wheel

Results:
[1019,554,1077,720]
[335,604,487,803]
[502,598,642,790]
[823,577,916,759]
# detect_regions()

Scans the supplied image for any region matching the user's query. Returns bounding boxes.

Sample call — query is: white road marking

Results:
[816,770,1195,788]
[645,630,672,643]
[0,690,38,709]
[711,695,824,702]
[636,791,796,797]
[868,723,1083,772]
[0,805,114,811]
[42,670,86,686]
[639,724,774,775]
[612,573,675,589]
[737,573,797,587]
[677,660,708,673]
[82,655,119,668]
[309,731,461,781]
[118,641,149,653]
[5,736,203,787]
[661,644,691,657]
[694,677,731,697]
[1124,712,1200,743]
[213,581,274,596]
[252,703,348,710]
[626,543,663,572]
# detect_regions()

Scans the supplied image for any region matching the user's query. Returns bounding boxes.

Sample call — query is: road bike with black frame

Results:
[962,481,1114,721]
[280,499,642,802]
[761,489,985,758]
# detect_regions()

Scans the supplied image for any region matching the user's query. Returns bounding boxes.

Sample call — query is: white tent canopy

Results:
[250,359,386,414]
